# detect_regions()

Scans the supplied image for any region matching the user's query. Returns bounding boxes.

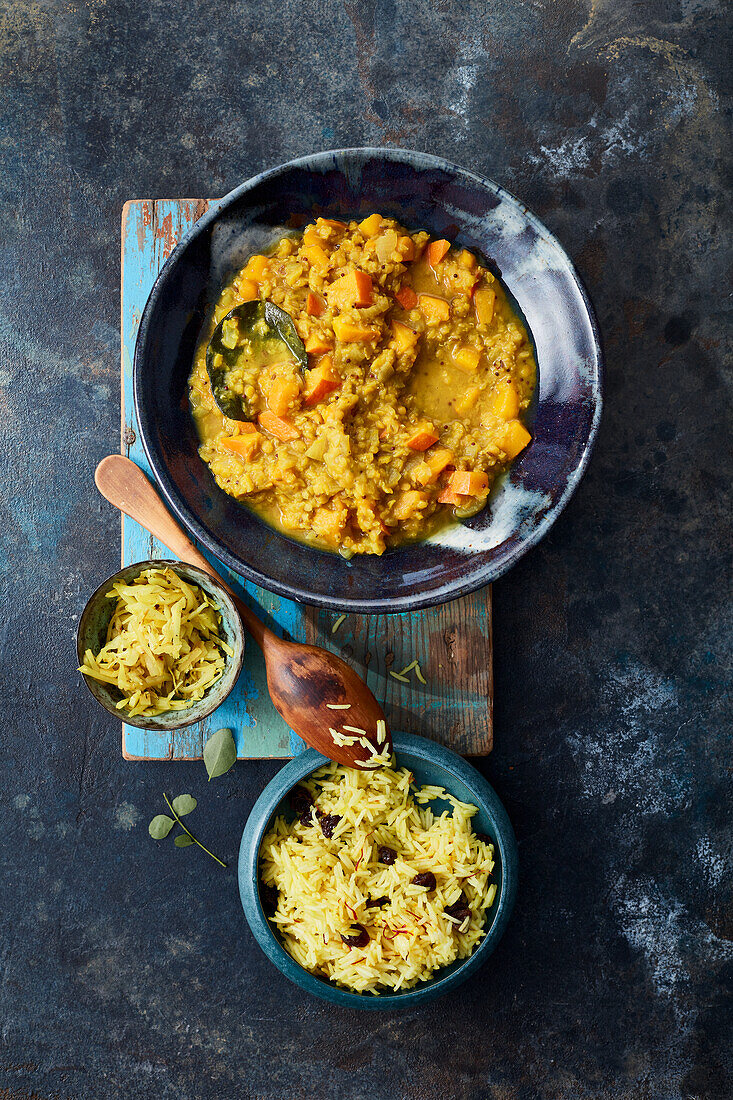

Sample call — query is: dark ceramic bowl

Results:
[77,559,245,731]
[238,732,518,1009]
[135,148,602,612]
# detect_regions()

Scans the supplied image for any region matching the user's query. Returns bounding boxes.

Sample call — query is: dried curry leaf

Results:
[206,301,308,421]
[203,727,237,781]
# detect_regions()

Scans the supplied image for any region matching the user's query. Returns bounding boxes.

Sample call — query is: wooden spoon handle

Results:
[94,455,269,651]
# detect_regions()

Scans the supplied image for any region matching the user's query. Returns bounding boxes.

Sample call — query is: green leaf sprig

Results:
[148,792,225,867]
[147,729,237,866]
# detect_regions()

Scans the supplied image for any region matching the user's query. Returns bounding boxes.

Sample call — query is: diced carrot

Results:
[264,376,300,417]
[455,386,481,416]
[391,320,420,353]
[392,490,428,521]
[332,317,380,343]
[394,285,418,310]
[221,432,261,459]
[406,425,440,452]
[487,379,520,421]
[437,487,468,506]
[257,411,301,442]
[418,294,451,324]
[303,357,341,406]
[243,254,269,282]
[474,286,496,325]
[358,213,382,238]
[302,243,330,272]
[236,278,259,302]
[427,239,451,267]
[499,419,531,459]
[305,332,333,355]
[458,249,476,270]
[453,346,481,372]
[414,447,454,485]
[447,470,489,496]
[397,236,415,261]
[306,291,325,317]
[327,269,373,309]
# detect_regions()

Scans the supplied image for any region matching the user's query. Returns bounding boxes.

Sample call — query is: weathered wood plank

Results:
[120,198,493,759]
[304,590,492,754]
[120,199,305,761]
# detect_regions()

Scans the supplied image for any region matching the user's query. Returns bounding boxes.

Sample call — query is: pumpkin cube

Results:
[332,317,380,343]
[358,213,382,238]
[487,379,520,421]
[418,294,451,324]
[305,332,334,355]
[453,346,482,372]
[243,254,269,282]
[500,419,531,459]
[391,320,420,353]
[304,358,341,406]
[474,287,496,325]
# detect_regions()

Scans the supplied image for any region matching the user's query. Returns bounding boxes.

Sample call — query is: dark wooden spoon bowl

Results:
[94,455,390,767]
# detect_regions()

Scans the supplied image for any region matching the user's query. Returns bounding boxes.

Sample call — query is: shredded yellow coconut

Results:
[78,566,232,717]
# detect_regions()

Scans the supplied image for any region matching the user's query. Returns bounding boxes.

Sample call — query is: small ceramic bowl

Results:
[238,733,518,1009]
[134,147,602,612]
[77,559,245,731]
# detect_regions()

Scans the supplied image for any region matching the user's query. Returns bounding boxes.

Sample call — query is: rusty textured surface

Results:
[0,1,731,1098]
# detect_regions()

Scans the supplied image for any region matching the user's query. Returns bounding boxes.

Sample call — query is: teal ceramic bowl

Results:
[238,733,518,1009]
[77,559,245,731]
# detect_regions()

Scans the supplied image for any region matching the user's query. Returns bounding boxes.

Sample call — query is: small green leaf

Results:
[149,814,174,839]
[174,834,195,847]
[171,794,197,817]
[203,727,237,781]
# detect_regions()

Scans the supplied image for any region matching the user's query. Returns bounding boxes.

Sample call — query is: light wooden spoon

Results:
[94,455,390,768]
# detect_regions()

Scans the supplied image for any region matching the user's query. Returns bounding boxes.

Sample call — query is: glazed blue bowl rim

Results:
[135,147,603,612]
[76,558,245,731]
[238,732,518,1009]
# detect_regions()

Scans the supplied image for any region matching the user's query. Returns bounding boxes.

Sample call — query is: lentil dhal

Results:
[189,214,537,556]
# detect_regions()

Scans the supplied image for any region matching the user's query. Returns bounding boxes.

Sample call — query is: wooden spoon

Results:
[94,455,390,768]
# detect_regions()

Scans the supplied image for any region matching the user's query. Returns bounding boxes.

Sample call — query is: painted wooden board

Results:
[120,199,493,760]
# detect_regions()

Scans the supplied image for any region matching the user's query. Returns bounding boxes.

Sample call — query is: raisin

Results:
[289,786,313,817]
[378,846,397,865]
[341,924,370,948]
[474,832,492,845]
[366,896,390,908]
[444,894,472,924]
[319,813,341,838]
[259,883,278,915]
[412,872,436,891]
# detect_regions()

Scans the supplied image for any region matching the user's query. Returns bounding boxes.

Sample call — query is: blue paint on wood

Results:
[121,199,304,760]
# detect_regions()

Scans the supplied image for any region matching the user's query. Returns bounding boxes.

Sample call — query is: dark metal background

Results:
[0,1,730,1097]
